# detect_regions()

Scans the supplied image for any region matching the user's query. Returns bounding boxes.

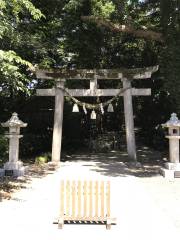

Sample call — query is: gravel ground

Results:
[0,150,180,240]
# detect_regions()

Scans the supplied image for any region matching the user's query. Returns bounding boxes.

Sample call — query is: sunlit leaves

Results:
[0,50,32,67]
[0,0,43,96]
[0,50,33,96]
[92,0,115,18]
[20,0,44,20]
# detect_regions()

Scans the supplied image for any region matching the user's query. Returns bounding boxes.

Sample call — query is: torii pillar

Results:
[122,77,136,160]
[51,80,65,164]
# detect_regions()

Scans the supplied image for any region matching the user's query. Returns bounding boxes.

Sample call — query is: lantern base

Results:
[160,168,175,179]
[160,163,180,179]
[0,160,27,177]
[165,162,180,170]
[0,169,4,177]
[4,160,23,170]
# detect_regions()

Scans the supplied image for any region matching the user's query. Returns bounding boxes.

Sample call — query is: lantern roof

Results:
[162,113,180,128]
[1,113,27,128]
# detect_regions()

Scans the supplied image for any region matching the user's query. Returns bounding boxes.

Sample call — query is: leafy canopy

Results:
[0,0,44,96]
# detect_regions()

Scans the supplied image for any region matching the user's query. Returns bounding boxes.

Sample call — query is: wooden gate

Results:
[55,180,116,229]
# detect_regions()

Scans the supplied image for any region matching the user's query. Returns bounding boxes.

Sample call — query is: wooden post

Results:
[59,180,64,229]
[89,181,93,218]
[106,181,111,230]
[100,181,104,218]
[66,181,70,216]
[122,78,137,161]
[95,181,99,218]
[52,80,65,163]
[77,181,82,218]
[83,181,87,218]
[72,181,76,218]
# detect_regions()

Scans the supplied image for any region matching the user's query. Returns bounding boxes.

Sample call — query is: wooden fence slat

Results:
[66,181,70,216]
[89,181,93,218]
[77,181,81,218]
[100,181,104,218]
[60,181,64,217]
[95,181,99,218]
[83,181,87,218]
[106,181,110,218]
[72,181,76,217]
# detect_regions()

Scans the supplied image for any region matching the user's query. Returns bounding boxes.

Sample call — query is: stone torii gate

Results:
[35,66,158,164]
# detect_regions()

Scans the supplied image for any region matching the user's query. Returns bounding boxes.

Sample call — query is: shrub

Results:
[35,153,51,165]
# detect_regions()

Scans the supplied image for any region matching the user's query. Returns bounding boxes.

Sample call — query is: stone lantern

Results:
[161,113,180,178]
[0,113,27,177]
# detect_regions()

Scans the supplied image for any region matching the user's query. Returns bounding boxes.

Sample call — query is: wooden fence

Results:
[55,180,116,229]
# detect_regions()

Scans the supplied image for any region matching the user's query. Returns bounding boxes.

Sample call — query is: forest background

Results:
[0,0,180,163]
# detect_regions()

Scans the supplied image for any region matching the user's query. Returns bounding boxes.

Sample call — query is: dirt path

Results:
[0,152,180,240]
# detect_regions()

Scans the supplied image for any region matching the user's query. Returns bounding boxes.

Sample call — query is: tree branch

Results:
[81,16,164,43]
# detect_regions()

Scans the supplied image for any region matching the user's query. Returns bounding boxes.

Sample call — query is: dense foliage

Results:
[0,0,180,158]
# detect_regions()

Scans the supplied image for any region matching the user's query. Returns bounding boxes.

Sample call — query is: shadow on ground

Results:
[0,164,56,201]
[0,146,167,201]
[62,146,167,178]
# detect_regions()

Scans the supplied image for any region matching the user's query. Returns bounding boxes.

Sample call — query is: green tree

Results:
[1,0,179,155]
[0,0,43,97]
[159,0,180,112]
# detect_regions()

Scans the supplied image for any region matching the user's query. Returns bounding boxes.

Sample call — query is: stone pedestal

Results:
[0,113,27,177]
[3,160,26,177]
[0,169,4,177]
[168,136,180,163]
[160,164,180,179]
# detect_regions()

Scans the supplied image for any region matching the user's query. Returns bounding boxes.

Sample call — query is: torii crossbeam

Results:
[36,66,158,163]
